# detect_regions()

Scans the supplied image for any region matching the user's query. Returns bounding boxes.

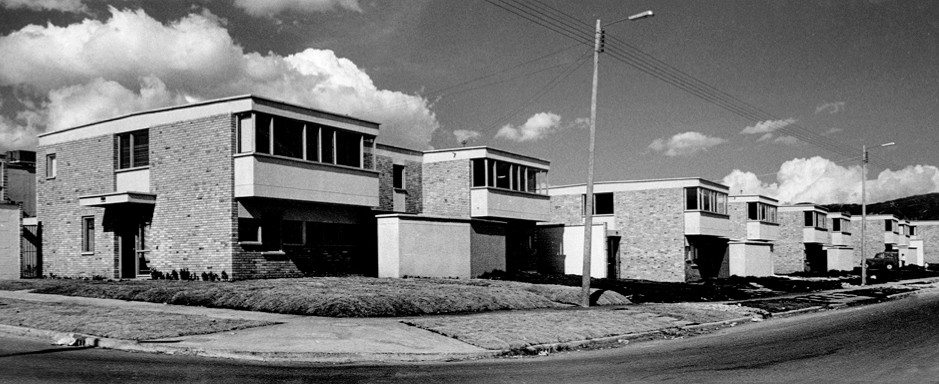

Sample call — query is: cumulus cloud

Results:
[740,118,796,135]
[233,0,362,16]
[648,131,726,157]
[0,7,437,149]
[496,112,562,142]
[0,0,86,12]
[816,101,846,114]
[453,129,481,145]
[722,156,939,204]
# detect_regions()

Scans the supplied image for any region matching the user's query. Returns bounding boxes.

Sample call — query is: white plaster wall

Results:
[377,217,471,278]
[561,223,608,278]
[826,248,855,271]
[0,206,20,279]
[728,242,774,277]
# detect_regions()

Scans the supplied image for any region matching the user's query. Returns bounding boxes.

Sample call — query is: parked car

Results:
[866,251,900,271]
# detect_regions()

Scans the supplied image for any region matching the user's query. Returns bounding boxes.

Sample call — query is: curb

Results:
[505,315,759,356]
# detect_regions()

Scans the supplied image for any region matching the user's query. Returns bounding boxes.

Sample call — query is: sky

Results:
[0,0,937,205]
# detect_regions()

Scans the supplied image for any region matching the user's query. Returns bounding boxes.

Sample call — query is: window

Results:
[335,130,361,167]
[469,158,547,194]
[45,153,56,178]
[885,220,893,232]
[747,202,778,223]
[832,218,841,232]
[272,117,304,159]
[238,218,262,243]
[255,114,272,154]
[116,130,149,169]
[495,161,510,189]
[282,220,304,245]
[803,211,827,229]
[472,158,486,187]
[393,164,406,189]
[892,220,899,234]
[81,216,94,253]
[137,222,151,275]
[305,124,320,162]
[582,192,614,215]
[684,187,728,215]
[910,226,916,236]
[320,127,335,164]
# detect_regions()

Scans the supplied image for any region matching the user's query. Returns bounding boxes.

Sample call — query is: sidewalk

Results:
[1,277,937,364]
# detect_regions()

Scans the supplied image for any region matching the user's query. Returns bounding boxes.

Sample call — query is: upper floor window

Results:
[238,113,373,170]
[910,226,916,236]
[885,220,897,233]
[81,216,94,253]
[393,164,406,189]
[747,202,777,223]
[832,218,850,233]
[45,153,56,178]
[803,211,827,229]
[685,187,727,215]
[470,158,548,194]
[582,192,614,215]
[116,130,149,169]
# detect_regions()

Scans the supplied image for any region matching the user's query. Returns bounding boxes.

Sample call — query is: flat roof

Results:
[549,177,728,195]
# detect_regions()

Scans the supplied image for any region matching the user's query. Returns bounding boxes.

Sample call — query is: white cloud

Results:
[496,112,562,142]
[740,118,796,135]
[0,0,86,12]
[453,129,481,145]
[722,156,939,204]
[648,131,726,157]
[0,7,437,149]
[233,0,362,16]
[816,101,846,114]
[823,127,843,135]
[773,135,800,145]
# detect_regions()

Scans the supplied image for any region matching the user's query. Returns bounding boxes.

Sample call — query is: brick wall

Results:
[613,189,687,282]
[917,224,939,265]
[422,160,470,218]
[149,114,235,277]
[850,219,889,265]
[549,194,583,225]
[376,154,423,214]
[728,201,747,240]
[775,211,806,274]
[37,135,116,278]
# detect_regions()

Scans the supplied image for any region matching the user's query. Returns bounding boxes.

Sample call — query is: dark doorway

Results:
[606,237,620,279]
[804,243,827,273]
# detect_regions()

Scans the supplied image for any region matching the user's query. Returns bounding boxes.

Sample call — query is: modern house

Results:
[545,178,731,282]
[776,204,830,274]
[36,95,552,280]
[727,195,779,277]
[826,211,855,271]
[377,146,551,278]
[898,220,921,266]
[850,214,899,266]
[0,150,39,279]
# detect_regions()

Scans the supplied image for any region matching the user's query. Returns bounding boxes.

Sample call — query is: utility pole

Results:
[861,144,867,286]
[580,19,602,308]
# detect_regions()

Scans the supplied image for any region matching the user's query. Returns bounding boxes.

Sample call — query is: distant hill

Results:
[822,193,939,221]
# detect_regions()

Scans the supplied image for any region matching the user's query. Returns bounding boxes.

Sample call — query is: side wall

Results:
[421,160,471,218]
[376,150,423,214]
[918,224,939,265]
[37,135,117,278]
[727,202,747,240]
[774,211,805,274]
[0,205,20,279]
[850,219,887,266]
[615,189,686,282]
[377,217,471,278]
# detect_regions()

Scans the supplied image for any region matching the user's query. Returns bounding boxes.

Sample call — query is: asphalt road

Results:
[2,292,938,383]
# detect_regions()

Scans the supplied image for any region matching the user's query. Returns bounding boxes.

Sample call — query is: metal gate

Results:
[20,223,40,278]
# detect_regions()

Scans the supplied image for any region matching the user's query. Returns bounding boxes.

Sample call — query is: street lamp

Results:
[580,10,654,307]
[860,142,895,286]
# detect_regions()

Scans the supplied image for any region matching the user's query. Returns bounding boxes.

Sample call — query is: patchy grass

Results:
[0,298,274,340]
[736,298,823,314]
[480,271,845,303]
[403,303,760,350]
[0,278,629,317]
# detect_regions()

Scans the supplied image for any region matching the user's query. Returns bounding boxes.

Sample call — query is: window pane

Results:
[495,161,510,189]
[119,133,131,169]
[511,165,519,191]
[282,220,304,244]
[472,158,486,187]
[273,117,304,159]
[748,202,758,220]
[832,219,841,232]
[321,127,335,164]
[594,193,614,215]
[701,190,711,211]
[685,188,698,210]
[527,170,537,192]
[336,130,361,167]
[804,212,813,227]
[363,137,374,169]
[393,164,405,189]
[238,218,261,242]
[255,114,272,154]
[82,217,94,253]
[46,154,56,178]
[818,213,827,229]
[132,130,149,167]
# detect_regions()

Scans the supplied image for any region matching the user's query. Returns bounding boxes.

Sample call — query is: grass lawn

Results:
[0,277,629,317]
[403,303,762,350]
[0,298,275,340]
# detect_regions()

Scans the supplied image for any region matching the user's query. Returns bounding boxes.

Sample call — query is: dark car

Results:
[866,251,900,271]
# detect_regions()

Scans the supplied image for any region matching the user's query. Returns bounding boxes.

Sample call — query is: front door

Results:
[119,220,151,279]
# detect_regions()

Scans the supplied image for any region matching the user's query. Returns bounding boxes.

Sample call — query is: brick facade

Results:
[375,145,423,214]
[915,222,939,265]
[850,218,891,265]
[613,189,687,282]
[728,201,747,240]
[37,135,118,278]
[422,160,471,218]
[775,210,806,274]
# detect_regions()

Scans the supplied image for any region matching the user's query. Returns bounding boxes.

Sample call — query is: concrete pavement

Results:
[0,277,937,364]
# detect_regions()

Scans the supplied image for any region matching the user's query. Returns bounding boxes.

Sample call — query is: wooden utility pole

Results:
[581,19,602,307]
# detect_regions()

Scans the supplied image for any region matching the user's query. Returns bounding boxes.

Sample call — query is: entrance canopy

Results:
[79,191,156,207]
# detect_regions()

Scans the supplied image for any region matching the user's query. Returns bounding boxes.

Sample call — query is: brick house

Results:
[775,204,830,274]
[377,147,551,278]
[850,214,900,268]
[726,195,779,277]
[545,178,731,282]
